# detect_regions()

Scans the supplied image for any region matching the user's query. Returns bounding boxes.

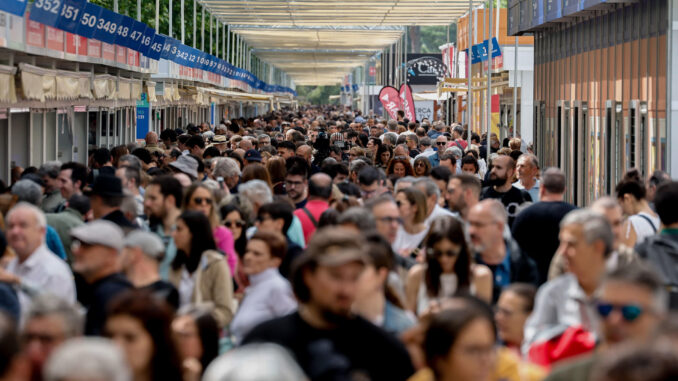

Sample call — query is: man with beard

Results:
[446,174,482,222]
[468,200,538,304]
[243,228,415,380]
[143,176,183,279]
[285,157,309,209]
[480,155,532,227]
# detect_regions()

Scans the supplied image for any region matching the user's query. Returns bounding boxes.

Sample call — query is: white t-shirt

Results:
[392,225,429,256]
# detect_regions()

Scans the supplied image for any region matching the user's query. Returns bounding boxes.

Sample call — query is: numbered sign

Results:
[126,19,147,52]
[29,0,63,27]
[145,33,165,60]
[75,2,102,39]
[55,0,85,34]
[113,15,134,48]
[0,0,28,17]
[91,5,124,45]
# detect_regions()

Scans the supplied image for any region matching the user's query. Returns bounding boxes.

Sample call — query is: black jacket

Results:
[475,237,539,304]
[636,233,678,309]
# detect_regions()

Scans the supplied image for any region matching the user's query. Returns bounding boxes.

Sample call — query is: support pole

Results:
[209,14,213,55]
[513,36,518,137]
[226,25,231,62]
[467,0,472,146]
[155,0,160,32]
[201,7,205,51]
[487,0,493,154]
[136,0,141,21]
[193,0,196,48]
[168,0,172,37]
[180,0,184,43]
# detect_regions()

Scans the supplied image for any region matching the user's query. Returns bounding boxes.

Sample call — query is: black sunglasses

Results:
[224,220,245,229]
[436,142,447,146]
[427,247,461,258]
[192,197,212,205]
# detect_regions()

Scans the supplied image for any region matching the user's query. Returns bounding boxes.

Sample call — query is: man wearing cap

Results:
[88,175,136,232]
[169,154,199,181]
[70,220,133,335]
[0,203,76,321]
[120,231,178,310]
[243,228,414,380]
[243,149,262,167]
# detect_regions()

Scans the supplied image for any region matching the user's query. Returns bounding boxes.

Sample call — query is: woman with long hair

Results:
[413,157,432,177]
[406,217,492,315]
[265,156,287,195]
[366,137,383,160]
[386,156,415,179]
[104,290,184,381]
[392,187,429,256]
[241,163,273,189]
[170,211,234,328]
[172,305,220,381]
[374,144,393,169]
[616,168,660,247]
[353,232,415,335]
[183,183,238,276]
[219,203,250,294]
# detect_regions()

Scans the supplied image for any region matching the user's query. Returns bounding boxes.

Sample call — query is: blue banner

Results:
[0,0,28,17]
[56,0,86,34]
[75,2,102,39]
[91,6,124,45]
[136,93,150,140]
[114,15,135,49]
[146,33,165,60]
[490,37,501,58]
[29,0,63,27]
[137,25,155,55]
[471,38,502,64]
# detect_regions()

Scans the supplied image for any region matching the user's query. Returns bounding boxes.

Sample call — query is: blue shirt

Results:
[45,226,67,261]
[494,246,513,288]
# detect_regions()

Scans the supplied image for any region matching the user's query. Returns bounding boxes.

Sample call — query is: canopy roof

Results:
[202,0,482,86]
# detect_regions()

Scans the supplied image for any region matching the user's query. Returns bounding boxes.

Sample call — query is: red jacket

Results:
[294,199,330,246]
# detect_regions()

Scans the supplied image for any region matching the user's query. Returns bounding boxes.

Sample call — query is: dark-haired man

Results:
[480,155,531,227]
[294,173,332,244]
[512,168,577,285]
[186,135,205,157]
[243,228,414,380]
[143,176,183,278]
[89,175,135,232]
[285,157,309,209]
[636,181,678,309]
[256,202,303,279]
[58,162,88,209]
[357,166,384,202]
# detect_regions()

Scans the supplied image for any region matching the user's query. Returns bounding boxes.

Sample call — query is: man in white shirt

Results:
[514,154,541,202]
[413,178,457,227]
[0,202,76,320]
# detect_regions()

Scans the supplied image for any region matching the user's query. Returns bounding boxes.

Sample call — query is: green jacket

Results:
[46,208,85,264]
[41,190,64,214]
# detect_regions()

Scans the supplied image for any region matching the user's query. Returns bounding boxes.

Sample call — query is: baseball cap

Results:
[244,149,262,162]
[70,220,124,251]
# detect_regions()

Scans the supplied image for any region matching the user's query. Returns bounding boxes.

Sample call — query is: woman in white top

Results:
[617,168,660,247]
[229,230,297,343]
[392,187,429,257]
[406,216,492,316]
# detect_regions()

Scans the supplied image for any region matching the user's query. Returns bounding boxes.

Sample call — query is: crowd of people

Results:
[0,106,677,381]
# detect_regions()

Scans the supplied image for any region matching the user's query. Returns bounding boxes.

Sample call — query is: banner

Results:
[136,93,149,139]
[0,0,28,17]
[378,86,400,120]
[399,84,416,122]
[440,43,455,77]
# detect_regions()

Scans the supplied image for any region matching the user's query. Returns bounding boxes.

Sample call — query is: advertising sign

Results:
[378,86,400,120]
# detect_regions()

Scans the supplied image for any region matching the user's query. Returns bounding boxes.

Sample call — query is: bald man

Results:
[480,155,532,227]
[293,173,332,245]
[468,199,539,303]
[144,132,164,155]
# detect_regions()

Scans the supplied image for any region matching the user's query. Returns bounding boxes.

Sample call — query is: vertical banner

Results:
[491,94,500,136]
[440,43,455,77]
[136,93,149,140]
[399,84,417,122]
[210,102,215,126]
[378,86,400,120]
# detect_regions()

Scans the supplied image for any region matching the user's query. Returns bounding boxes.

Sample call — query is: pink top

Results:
[294,200,330,246]
[213,226,238,276]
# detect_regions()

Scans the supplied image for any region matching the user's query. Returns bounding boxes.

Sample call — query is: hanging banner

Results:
[29,0,63,27]
[379,86,400,120]
[399,84,417,122]
[0,0,28,17]
[136,93,150,139]
[440,43,455,77]
[56,0,86,34]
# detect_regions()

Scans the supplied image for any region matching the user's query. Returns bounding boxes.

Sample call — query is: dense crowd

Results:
[0,106,677,381]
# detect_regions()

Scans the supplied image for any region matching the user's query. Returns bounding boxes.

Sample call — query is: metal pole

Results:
[180,0,185,43]
[226,25,231,62]
[487,0,492,154]
[193,0,196,48]
[216,19,219,57]
[209,14,213,55]
[223,24,226,60]
[513,36,518,137]
[467,0,472,145]
[201,7,205,51]
[136,0,141,21]
[168,0,172,37]
[155,0,160,31]
[113,0,118,13]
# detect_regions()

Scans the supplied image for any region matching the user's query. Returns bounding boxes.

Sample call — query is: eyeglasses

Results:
[415,162,426,167]
[427,247,461,258]
[393,156,408,160]
[436,142,447,146]
[192,197,212,205]
[284,180,305,188]
[596,302,645,322]
[376,216,403,225]
[224,220,245,229]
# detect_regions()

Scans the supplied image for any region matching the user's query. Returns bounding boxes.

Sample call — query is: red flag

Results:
[379,86,401,120]
[399,84,417,122]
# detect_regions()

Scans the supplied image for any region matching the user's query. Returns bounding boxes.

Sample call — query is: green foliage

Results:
[296,85,342,105]
[418,25,456,53]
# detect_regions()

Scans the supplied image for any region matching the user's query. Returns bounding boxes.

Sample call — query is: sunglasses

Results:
[436,142,447,146]
[427,247,461,258]
[192,197,212,205]
[596,302,645,322]
[224,220,245,229]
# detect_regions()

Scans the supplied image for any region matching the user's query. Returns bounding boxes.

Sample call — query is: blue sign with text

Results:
[91,5,124,45]
[55,0,86,34]
[136,93,150,140]
[75,2,102,39]
[0,0,28,17]
[29,0,63,27]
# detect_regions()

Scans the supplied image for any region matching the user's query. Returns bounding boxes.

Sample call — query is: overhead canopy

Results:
[202,0,482,86]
